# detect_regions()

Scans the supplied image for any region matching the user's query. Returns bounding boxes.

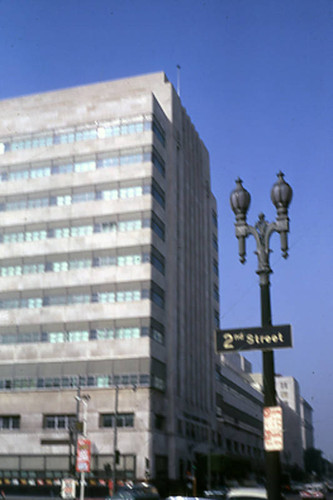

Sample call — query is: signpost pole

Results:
[261,279,281,500]
[230,174,293,500]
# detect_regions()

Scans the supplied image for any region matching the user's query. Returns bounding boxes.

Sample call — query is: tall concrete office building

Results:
[0,73,219,487]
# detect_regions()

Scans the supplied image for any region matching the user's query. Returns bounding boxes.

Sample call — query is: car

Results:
[107,482,160,500]
[300,483,326,500]
[290,483,306,494]
[204,488,229,499]
[226,487,268,500]
[325,482,333,492]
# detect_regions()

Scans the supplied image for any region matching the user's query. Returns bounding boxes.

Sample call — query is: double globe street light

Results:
[230,172,293,500]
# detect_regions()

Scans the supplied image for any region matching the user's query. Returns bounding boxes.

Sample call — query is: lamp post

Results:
[230,172,293,500]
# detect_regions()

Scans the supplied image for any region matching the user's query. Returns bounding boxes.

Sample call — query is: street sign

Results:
[215,324,292,353]
[76,438,91,473]
[263,406,284,451]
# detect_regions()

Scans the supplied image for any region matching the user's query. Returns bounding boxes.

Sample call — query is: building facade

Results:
[0,73,219,487]
[216,354,264,473]
[248,373,314,471]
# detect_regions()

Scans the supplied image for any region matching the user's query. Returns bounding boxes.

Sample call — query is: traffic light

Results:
[115,450,120,464]
[185,468,197,496]
[104,463,111,477]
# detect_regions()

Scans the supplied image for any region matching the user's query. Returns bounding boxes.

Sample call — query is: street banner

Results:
[76,438,91,473]
[263,406,284,451]
[61,478,76,499]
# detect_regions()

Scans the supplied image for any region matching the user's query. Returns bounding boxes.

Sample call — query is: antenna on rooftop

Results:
[176,65,181,97]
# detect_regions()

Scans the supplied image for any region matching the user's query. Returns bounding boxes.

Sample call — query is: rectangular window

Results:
[96,328,114,340]
[74,160,96,173]
[43,415,76,430]
[71,225,93,237]
[101,189,118,201]
[152,119,166,147]
[151,247,165,274]
[151,319,165,344]
[151,213,165,241]
[100,413,134,428]
[155,414,165,431]
[52,261,68,272]
[151,283,165,309]
[0,415,20,430]
[69,258,92,270]
[72,191,95,204]
[68,330,89,342]
[152,149,165,176]
[115,327,140,339]
[151,180,165,208]
[213,234,218,251]
[118,220,142,232]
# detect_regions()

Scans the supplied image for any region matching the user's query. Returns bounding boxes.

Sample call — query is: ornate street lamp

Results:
[230,172,293,500]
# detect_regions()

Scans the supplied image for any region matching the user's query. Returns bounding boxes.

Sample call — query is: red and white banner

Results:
[76,438,91,473]
[263,406,284,451]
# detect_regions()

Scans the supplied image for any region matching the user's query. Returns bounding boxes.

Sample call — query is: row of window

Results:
[0,115,166,154]
[0,213,165,243]
[0,372,166,392]
[45,413,136,430]
[0,147,165,183]
[0,413,135,431]
[0,181,165,212]
[0,464,135,480]
[0,318,165,346]
[0,284,165,310]
[226,438,263,458]
[0,248,165,277]
[0,326,164,345]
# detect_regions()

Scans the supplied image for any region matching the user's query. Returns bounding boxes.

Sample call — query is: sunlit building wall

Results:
[0,72,219,485]
[216,353,264,469]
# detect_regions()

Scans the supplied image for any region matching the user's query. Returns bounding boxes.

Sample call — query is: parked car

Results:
[107,482,160,500]
[204,488,229,499]
[290,482,305,493]
[325,482,333,492]
[226,487,267,500]
[300,483,326,500]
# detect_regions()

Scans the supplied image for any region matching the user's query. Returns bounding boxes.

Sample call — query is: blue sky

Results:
[0,0,332,459]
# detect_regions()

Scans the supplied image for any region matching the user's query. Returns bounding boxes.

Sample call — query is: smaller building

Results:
[216,353,265,478]
[300,397,314,450]
[247,373,314,472]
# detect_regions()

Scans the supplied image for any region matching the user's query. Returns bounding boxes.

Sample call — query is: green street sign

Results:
[215,324,292,353]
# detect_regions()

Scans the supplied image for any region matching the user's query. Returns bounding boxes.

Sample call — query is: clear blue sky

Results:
[0,0,332,459]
